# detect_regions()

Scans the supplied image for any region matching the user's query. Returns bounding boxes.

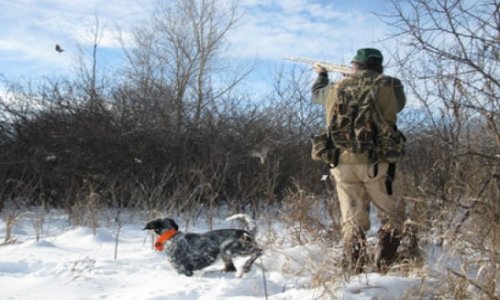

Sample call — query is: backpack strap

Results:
[385,163,397,195]
[332,148,340,168]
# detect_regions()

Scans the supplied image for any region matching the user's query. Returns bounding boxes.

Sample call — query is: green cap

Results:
[352,48,383,64]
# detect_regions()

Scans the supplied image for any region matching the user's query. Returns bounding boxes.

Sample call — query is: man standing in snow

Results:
[311,48,407,273]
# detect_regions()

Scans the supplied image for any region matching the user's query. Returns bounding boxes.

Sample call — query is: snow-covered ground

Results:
[0,209,425,300]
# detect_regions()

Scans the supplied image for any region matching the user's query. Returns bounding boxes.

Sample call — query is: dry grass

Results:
[267,181,499,299]
[1,212,19,245]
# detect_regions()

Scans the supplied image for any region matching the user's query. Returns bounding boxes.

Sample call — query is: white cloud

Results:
[0,0,156,79]
[0,0,396,82]
[2,0,152,49]
[226,0,390,65]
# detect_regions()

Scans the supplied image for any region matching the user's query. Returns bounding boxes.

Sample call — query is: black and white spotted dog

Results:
[143,214,263,277]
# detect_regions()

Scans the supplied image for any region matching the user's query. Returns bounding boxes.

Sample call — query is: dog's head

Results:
[143,218,179,235]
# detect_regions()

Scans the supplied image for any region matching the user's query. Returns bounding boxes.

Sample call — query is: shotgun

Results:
[284,56,353,75]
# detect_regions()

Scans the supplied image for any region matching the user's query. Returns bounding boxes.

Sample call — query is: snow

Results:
[0,210,425,300]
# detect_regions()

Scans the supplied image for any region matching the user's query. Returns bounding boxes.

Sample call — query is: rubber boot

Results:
[374,228,400,272]
[342,231,366,274]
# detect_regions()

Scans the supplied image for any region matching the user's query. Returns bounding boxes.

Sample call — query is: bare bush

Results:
[381,0,499,298]
[0,0,323,226]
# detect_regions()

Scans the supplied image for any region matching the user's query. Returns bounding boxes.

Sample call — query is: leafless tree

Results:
[385,0,498,153]
[120,0,248,132]
[75,14,108,107]
[381,1,499,298]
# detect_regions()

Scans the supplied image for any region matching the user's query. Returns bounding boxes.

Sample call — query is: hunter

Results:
[312,48,407,273]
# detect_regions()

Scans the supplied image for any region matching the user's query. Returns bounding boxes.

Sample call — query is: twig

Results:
[447,268,495,300]
[260,257,269,300]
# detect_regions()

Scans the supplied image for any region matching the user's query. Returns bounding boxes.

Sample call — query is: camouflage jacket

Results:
[312,70,406,164]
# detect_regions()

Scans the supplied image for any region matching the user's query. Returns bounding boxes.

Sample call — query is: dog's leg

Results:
[221,254,237,272]
[172,259,194,277]
[220,240,237,272]
[242,247,263,273]
[221,239,263,274]
[175,264,194,277]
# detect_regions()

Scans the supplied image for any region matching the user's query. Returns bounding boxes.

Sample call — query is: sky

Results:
[0,0,400,95]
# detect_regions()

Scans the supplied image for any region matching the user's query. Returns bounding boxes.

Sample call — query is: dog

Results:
[143,214,263,277]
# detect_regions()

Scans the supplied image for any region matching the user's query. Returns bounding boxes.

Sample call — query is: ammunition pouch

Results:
[311,132,339,166]
[378,127,406,163]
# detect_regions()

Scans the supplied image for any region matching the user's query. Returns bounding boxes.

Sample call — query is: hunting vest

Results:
[325,71,406,164]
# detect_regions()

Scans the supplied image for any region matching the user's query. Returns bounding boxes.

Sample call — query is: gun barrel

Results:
[284,56,353,75]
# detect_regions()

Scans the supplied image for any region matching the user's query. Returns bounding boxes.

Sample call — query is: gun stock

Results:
[284,56,353,75]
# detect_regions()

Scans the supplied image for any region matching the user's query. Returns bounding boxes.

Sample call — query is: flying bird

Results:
[55,44,64,53]
[248,144,271,165]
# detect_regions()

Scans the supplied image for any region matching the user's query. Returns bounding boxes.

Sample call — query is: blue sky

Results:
[0,0,398,95]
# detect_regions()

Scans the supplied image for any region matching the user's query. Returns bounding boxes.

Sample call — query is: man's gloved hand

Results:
[313,63,327,74]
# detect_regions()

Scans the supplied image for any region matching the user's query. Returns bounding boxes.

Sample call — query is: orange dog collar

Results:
[154,229,178,251]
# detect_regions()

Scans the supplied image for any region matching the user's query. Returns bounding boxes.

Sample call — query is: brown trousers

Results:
[330,163,404,242]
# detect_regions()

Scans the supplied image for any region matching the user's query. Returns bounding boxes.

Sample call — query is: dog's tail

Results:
[226,214,257,236]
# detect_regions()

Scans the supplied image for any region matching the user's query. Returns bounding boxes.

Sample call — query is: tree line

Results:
[0,0,497,215]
